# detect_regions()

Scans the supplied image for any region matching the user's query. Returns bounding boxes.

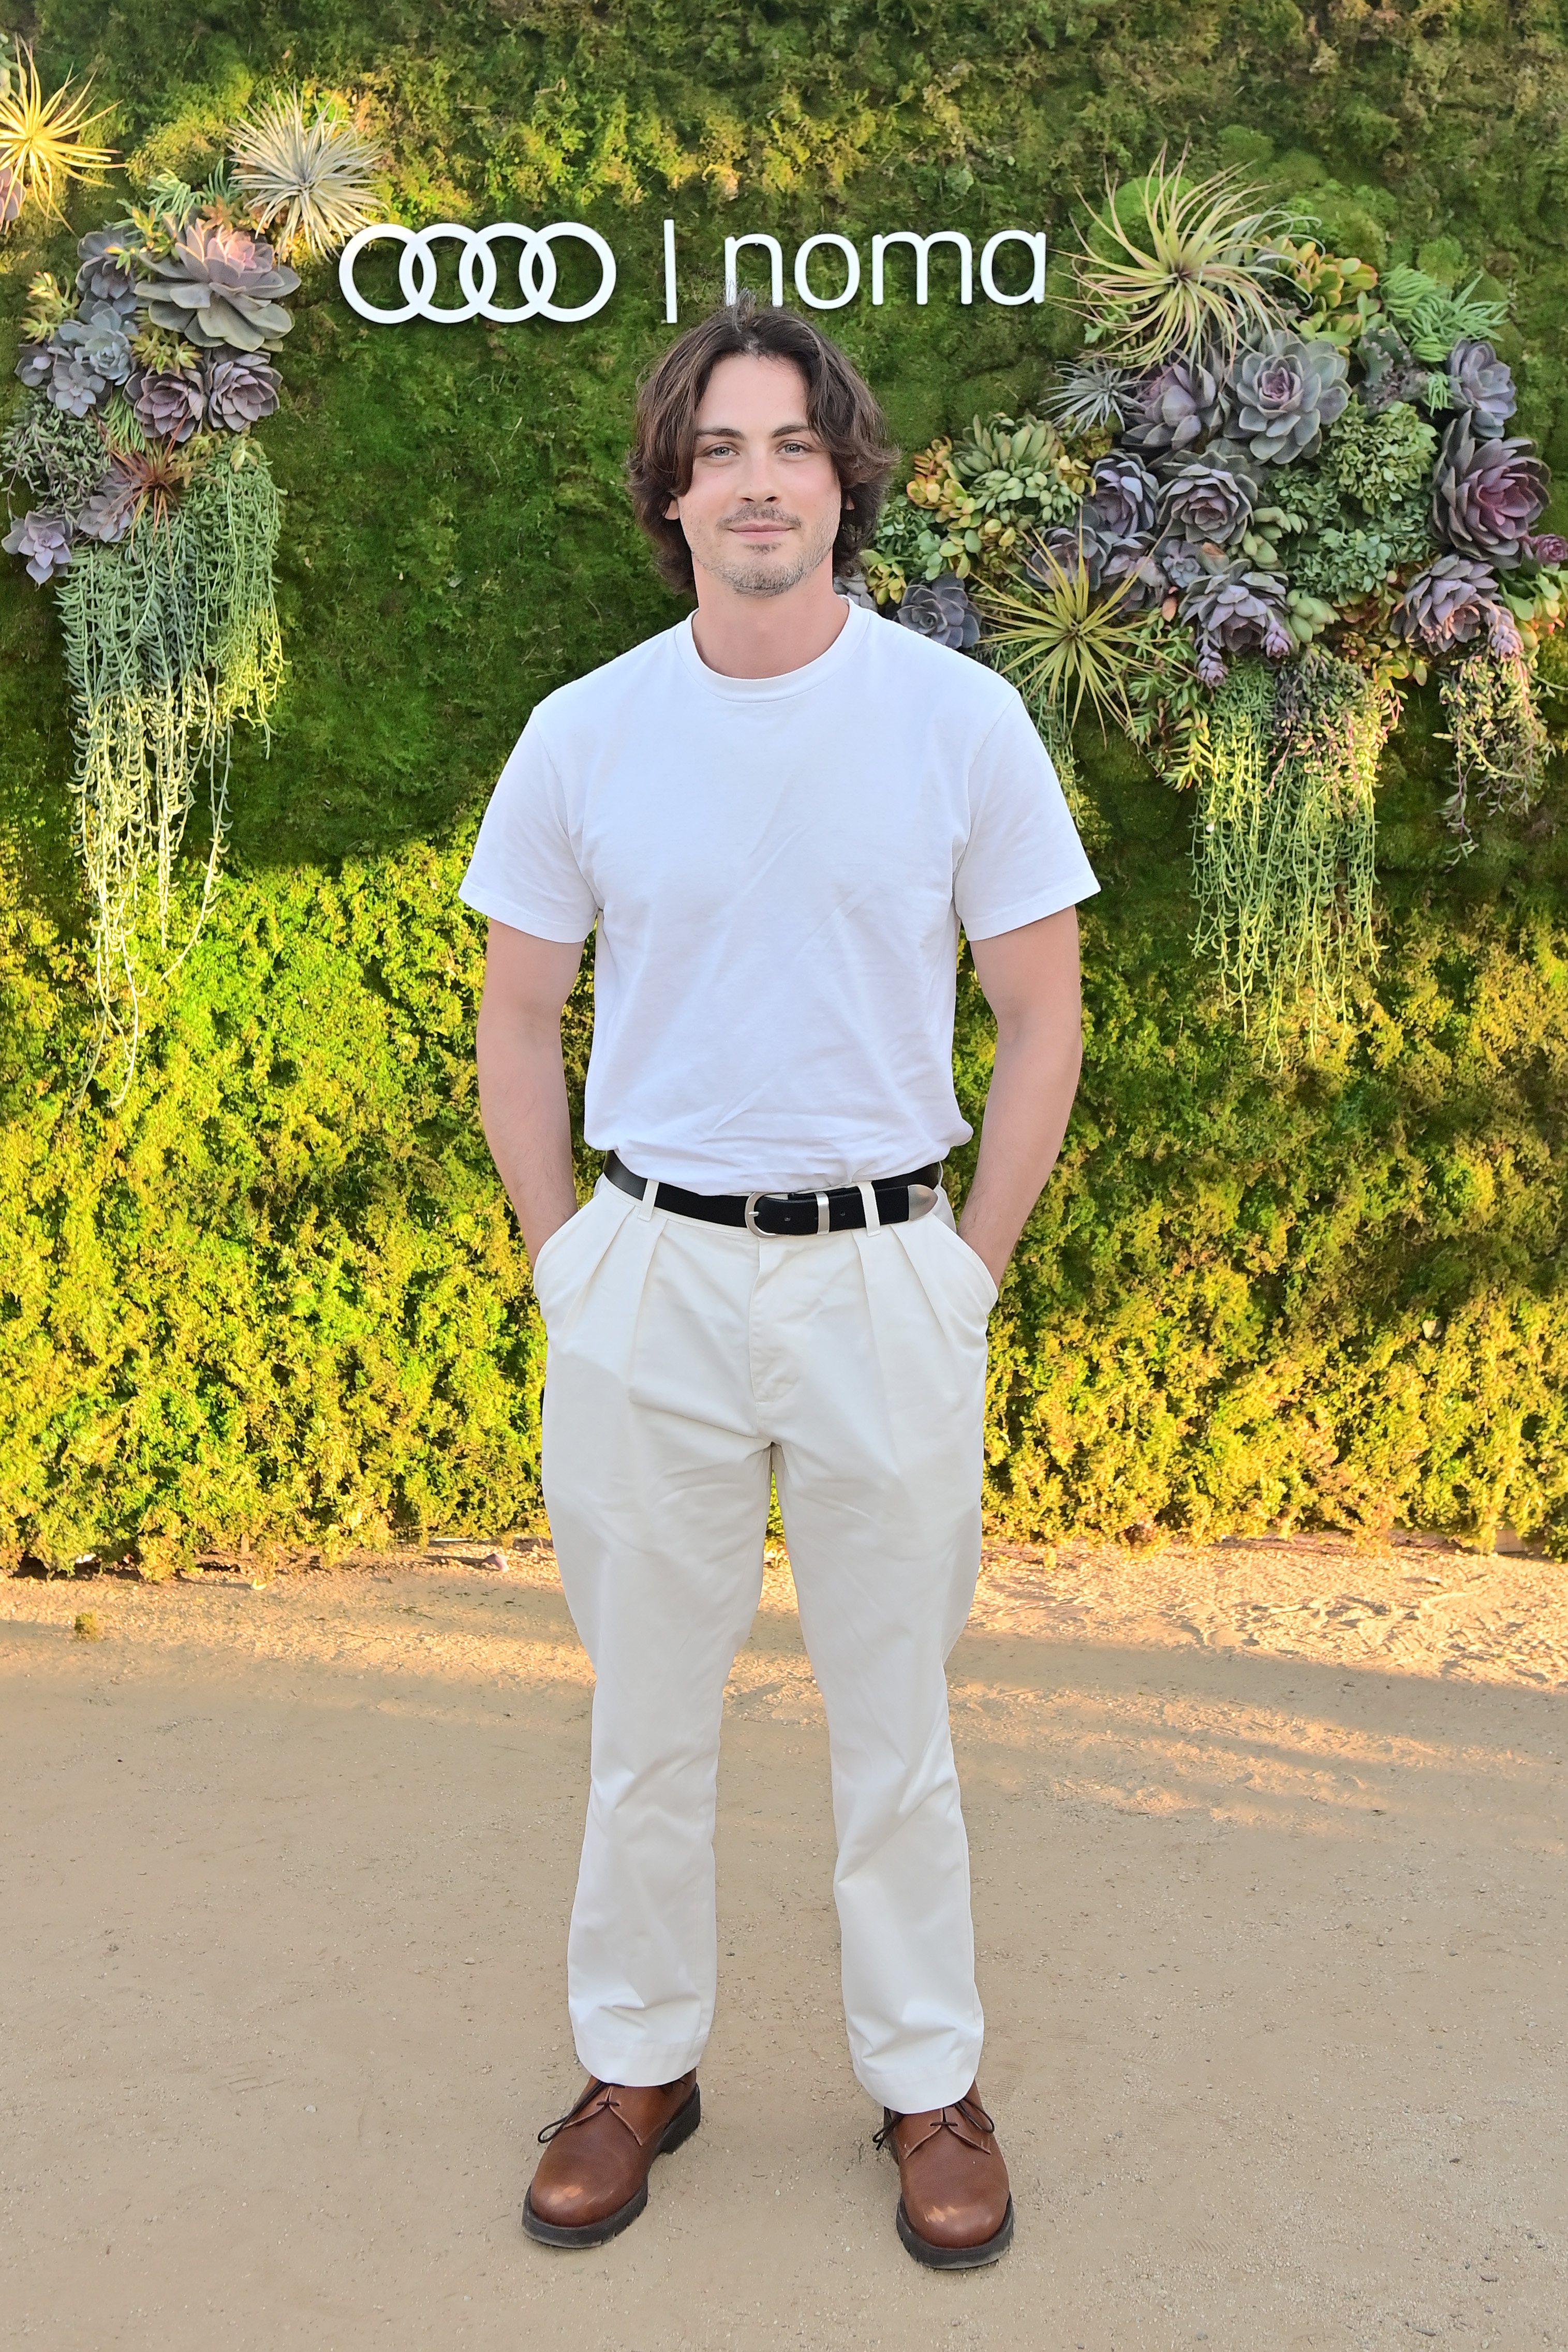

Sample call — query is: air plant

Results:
[1043,356,1137,434]
[977,532,1149,729]
[1070,148,1297,365]
[230,91,381,261]
[0,41,114,223]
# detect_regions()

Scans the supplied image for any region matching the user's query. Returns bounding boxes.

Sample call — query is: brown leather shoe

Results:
[523,2073,700,2247]
[876,2083,1014,2268]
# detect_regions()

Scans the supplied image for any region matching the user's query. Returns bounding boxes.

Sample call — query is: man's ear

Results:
[665,496,681,521]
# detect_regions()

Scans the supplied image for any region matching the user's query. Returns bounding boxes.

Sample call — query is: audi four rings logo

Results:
[338,221,619,325]
[338,218,1048,328]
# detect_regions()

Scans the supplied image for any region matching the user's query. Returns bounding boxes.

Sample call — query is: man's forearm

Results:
[956,1020,1083,1285]
[476,1008,580,1266]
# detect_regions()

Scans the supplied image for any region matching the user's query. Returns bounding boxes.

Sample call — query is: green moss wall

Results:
[3,1,1566,1562]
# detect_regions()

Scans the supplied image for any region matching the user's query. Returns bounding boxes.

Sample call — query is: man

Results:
[462,295,1095,2268]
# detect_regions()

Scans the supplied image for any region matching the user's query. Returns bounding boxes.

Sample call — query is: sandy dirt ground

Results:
[3,1532,1565,2352]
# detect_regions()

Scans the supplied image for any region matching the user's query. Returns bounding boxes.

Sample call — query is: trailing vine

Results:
[54,443,283,1083]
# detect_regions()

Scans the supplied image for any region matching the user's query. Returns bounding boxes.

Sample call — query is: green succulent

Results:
[1289,493,1435,601]
[20,268,74,342]
[1380,265,1508,364]
[1323,400,1439,512]
[950,413,1085,526]
[868,491,955,588]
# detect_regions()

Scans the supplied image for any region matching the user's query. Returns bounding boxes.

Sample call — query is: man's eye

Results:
[699,441,736,458]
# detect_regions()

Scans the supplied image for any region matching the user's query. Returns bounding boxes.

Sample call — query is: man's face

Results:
[667,353,845,598]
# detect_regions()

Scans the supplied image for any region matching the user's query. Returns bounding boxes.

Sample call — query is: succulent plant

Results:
[140,219,300,353]
[1390,554,1522,656]
[1323,400,1437,511]
[231,92,381,261]
[896,571,981,650]
[75,226,141,314]
[832,564,878,611]
[76,309,134,383]
[1159,460,1254,548]
[1431,415,1549,569]
[1381,265,1507,364]
[31,320,117,416]
[3,506,73,583]
[1087,450,1159,540]
[20,268,75,343]
[1181,558,1294,672]
[1528,531,1568,564]
[1225,330,1349,465]
[1043,356,1137,434]
[1124,356,1224,457]
[205,351,280,431]
[1446,339,1516,441]
[126,363,205,443]
[1358,320,1429,414]
[1025,520,1096,586]
[76,461,140,544]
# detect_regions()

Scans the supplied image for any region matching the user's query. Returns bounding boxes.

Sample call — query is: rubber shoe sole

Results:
[895,2192,1015,2269]
[521,2083,702,2248]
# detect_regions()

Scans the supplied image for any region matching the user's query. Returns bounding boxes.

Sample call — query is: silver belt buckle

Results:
[745,1189,832,1236]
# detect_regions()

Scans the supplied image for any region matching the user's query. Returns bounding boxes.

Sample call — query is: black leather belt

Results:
[604,1149,943,1236]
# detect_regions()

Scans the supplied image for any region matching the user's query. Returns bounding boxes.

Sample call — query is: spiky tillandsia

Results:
[0,41,114,223]
[978,532,1150,732]
[1071,146,1298,365]
[231,90,381,261]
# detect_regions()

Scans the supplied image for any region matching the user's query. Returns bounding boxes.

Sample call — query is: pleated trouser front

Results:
[533,1172,997,2113]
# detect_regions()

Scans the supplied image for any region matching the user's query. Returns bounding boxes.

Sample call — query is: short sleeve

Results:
[457,717,598,943]
[954,688,1100,941]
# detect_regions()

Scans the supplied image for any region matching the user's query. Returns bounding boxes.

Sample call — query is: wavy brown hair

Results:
[627,294,899,596]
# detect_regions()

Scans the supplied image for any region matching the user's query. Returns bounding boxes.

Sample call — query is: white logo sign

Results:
[338,220,618,324]
[339,218,1045,328]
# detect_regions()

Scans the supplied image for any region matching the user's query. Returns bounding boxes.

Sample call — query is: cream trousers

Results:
[533,1172,997,2112]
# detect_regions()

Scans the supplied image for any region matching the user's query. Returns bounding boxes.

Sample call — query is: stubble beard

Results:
[694,506,842,599]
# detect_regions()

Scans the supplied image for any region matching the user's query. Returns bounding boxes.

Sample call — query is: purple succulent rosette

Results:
[1160,460,1254,549]
[140,220,300,353]
[76,229,142,318]
[205,352,281,431]
[1123,356,1223,458]
[1182,560,1293,682]
[896,571,981,650]
[1431,416,1549,569]
[1026,521,1116,592]
[76,463,145,546]
[1446,340,1516,441]
[1086,450,1159,540]
[3,510,74,583]
[1389,554,1522,657]
[127,365,206,445]
[1528,532,1568,564]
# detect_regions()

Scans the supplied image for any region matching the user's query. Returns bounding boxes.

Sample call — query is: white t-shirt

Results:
[459,599,1098,1192]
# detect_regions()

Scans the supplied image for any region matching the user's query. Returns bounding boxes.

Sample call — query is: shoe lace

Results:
[874,2094,995,2155]
[536,2080,611,2145]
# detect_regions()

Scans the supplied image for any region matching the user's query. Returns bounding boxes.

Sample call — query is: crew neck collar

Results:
[672,598,871,700]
